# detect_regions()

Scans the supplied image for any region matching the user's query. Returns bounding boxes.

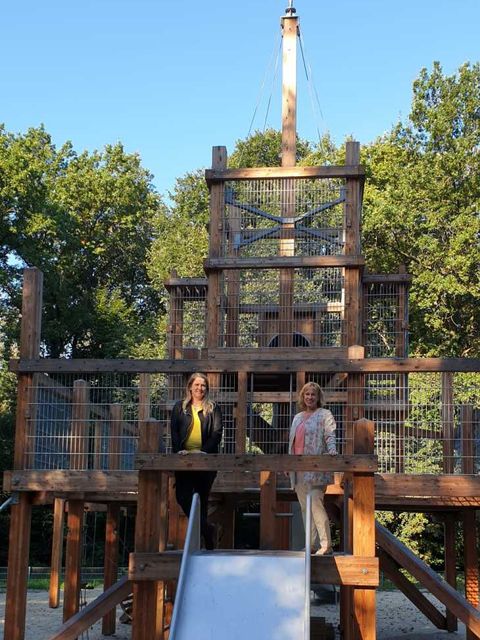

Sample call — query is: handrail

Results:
[304,492,312,640]
[0,495,15,513]
[169,493,201,639]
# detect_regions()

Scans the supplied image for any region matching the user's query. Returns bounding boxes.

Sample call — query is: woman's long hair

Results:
[182,372,215,415]
[297,382,325,411]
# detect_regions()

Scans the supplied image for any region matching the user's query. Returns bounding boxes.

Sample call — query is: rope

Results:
[299,29,326,146]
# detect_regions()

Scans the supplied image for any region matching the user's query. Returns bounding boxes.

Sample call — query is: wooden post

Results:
[280,11,297,166]
[102,503,120,635]
[70,380,90,471]
[444,513,458,632]
[132,419,164,640]
[260,470,277,550]
[49,497,66,608]
[5,268,42,640]
[63,499,84,622]
[353,418,376,640]
[207,146,227,350]
[344,141,362,348]
[461,404,479,640]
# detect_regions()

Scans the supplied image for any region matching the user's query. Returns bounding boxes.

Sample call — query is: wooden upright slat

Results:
[236,371,248,454]
[70,380,90,471]
[109,404,123,471]
[442,373,454,473]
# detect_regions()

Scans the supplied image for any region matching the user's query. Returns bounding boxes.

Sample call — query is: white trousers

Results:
[294,482,332,552]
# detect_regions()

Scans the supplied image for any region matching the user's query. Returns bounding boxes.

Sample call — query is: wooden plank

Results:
[13,355,480,375]
[136,453,377,473]
[102,503,120,635]
[378,549,447,629]
[49,576,132,640]
[63,499,84,622]
[205,165,366,183]
[377,521,480,636]
[362,273,412,284]
[205,255,365,270]
[376,474,480,497]
[129,550,378,585]
[49,498,65,608]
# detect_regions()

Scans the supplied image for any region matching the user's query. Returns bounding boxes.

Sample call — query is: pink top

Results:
[293,420,306,454]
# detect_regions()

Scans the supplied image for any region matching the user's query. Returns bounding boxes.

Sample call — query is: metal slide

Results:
[169,493,312,640]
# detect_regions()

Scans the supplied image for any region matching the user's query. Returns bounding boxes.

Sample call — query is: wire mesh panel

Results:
[222,178,345,258]
[166,282,208,357]
[218,268,345,348]
[363,281,409,357]
[25,372,237,470]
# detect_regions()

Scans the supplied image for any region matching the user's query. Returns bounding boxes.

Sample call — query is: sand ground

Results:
[0,587,467,639]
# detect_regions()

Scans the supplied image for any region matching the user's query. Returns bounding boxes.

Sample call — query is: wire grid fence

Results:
[222,178,345,258]
[167,282,208,355]
[217,267,344,348]
[22,371,480,474]
[363,281,409,357]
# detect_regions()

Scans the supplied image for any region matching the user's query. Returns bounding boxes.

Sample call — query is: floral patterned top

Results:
[288,407,337,488]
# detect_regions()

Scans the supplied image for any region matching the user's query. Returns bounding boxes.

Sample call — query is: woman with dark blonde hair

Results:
[288,382,337,555]
[170,372,223,550]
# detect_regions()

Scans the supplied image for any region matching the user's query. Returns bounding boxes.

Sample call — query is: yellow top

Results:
[185,406,202,451]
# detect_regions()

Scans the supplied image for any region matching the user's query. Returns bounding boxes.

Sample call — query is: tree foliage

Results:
[0,125,167,358]
[363,62,480,356]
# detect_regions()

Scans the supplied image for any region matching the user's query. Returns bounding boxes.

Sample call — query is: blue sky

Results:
[1,0,479,198]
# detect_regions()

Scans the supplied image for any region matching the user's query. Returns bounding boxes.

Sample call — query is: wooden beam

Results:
[377,521,480,636]
[136,453,377,473]
[205,255,365,270]
[378,549,447,629]
[444,513,458,631]
[12,355,480,374]
[49,576,132,640]
[205,165,366,183]
[129,550,378,585]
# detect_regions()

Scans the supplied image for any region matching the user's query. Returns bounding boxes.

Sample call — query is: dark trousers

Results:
[174,471,216,547]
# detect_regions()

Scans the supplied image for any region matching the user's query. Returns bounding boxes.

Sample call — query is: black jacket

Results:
[170,401,223,454]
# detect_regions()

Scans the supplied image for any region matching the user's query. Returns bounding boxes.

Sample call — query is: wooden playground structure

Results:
[3,5,480,640]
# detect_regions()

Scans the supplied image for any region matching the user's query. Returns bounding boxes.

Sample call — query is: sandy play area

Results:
[0,587,468,639]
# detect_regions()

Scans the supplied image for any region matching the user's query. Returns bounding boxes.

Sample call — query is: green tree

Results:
[0,125,167,358]
[363,62,480,356]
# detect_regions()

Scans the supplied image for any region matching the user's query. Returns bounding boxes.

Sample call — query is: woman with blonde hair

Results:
[170,372,223,549]
[288,382,337,555]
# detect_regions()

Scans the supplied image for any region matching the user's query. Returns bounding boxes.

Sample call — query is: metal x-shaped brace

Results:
[225,187,346,250]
